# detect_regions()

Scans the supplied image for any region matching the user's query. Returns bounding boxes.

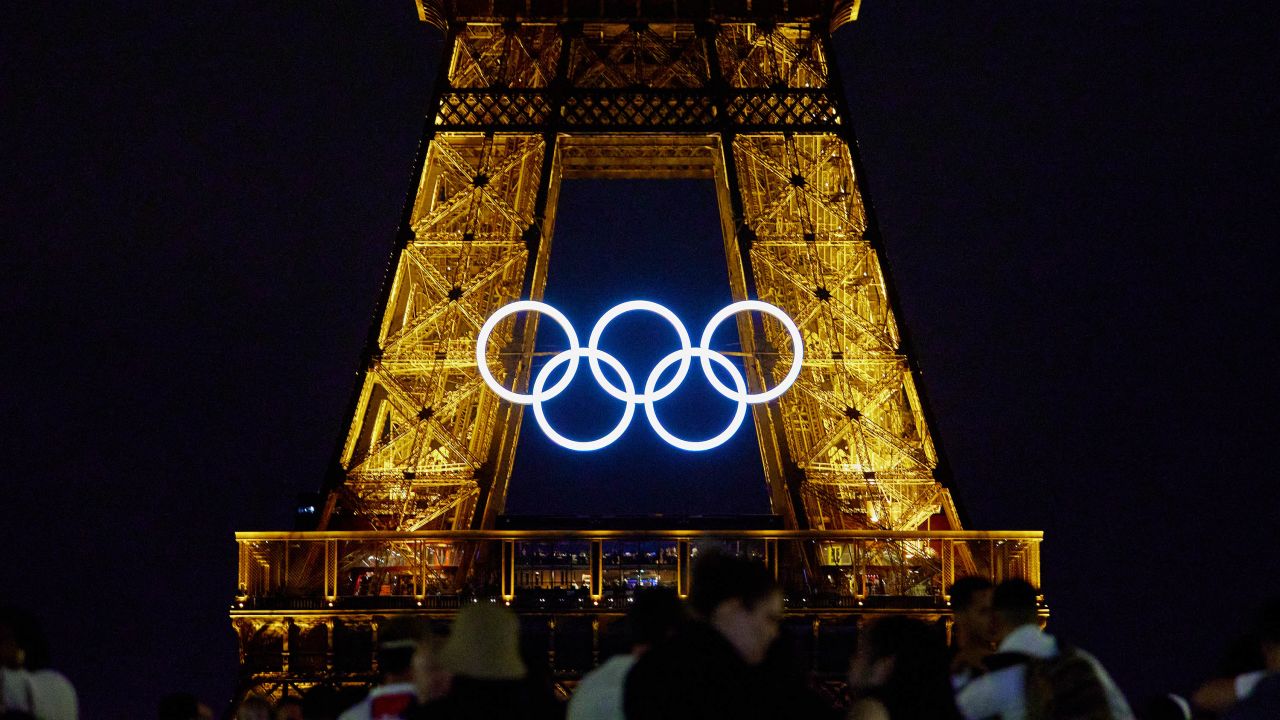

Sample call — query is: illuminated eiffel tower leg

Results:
[713,24,958,532]
[325,24,566,534]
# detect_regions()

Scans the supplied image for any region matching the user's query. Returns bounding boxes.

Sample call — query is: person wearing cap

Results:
[412,603,562,720]
[338,617,430,720]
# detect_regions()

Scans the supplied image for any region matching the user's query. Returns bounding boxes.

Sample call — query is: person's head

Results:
[848,616,959,718]
[627,586,685,654]
[0,605,47,670]
[950,576,994,647]
[991,579,1040,641]
[272,695,304,720]
[376,616,431,684]
[234,695,271,720]
[1257,596,1280,670]
[411,634,452,703]
[438,603,527,681]
[688,550,782,665]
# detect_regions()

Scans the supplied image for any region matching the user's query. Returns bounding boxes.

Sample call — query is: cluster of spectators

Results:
[4,557,1278,720]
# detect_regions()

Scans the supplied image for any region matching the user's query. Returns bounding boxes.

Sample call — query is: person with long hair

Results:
[846,616,961,720]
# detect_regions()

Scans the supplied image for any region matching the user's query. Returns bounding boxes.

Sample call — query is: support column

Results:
[589,540,604,601]
[764,539,779,579]
[941,539,954,601]
[677,540,691,598]
[324,540,337,602]
[501,540,516,602]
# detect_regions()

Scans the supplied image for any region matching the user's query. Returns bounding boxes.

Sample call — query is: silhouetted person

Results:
[0,605,77,720]
[568,587,684,720]
[272,695,303,720]
[410,634,451,707]
[1195,597,1280,720]
[234,696,271,720]
[340,617,430,720]
[412,603,562,720]
[949,576,995,689]
[954,579,1133,720]
[846,616,962,720]
[623,550,791,720]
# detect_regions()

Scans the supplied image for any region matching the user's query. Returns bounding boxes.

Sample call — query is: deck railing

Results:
[234,529,1042,610]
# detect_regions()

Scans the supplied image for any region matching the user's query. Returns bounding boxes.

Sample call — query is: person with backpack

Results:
[954,579,1134,720]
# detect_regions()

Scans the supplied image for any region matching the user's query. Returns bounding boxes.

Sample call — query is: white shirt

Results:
[1235,670,1267,699]
[0,668,79,720]
[954,625,1133,720]
[567,654,637,720]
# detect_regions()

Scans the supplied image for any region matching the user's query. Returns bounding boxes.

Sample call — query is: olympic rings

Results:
[475,299,803,452]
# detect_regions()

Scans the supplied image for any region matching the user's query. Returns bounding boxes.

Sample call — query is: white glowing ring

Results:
[475,300,579,405]
[587,300,692,403]
[643,347,748,452]
[532,347,637,452]
[476,299,802,452]
[698,300,804,404]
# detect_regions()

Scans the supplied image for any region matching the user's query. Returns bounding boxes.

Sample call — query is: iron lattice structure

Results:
[227,0,1050,704]
[323,0,962,536]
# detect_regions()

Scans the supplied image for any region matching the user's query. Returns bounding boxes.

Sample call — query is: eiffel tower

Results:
[231,0,1043,702]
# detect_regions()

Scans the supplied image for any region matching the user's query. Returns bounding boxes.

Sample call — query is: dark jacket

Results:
[411,676,564,720]
[624,620,822,720]
[1224,673,1280,720]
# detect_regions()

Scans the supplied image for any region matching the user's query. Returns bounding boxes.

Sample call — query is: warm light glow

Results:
[476,299,803,452]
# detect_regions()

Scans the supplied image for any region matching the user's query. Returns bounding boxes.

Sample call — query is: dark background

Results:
[3,1,1278,717]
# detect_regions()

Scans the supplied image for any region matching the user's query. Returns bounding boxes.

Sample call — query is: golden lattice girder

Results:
[324,18,955,534]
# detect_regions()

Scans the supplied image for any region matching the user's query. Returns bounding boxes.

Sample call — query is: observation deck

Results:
[412,0,862,30]
[231,525,1043,698]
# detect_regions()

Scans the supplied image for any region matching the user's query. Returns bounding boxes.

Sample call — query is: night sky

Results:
[3,2,1278,718]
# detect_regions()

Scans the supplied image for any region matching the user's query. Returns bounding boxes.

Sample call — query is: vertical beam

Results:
[764,538,779,579]
[324,540,337,602]
[501,540,516,602]
[415,540,426,600]
[941,539,954,601]
[589,540,604,601]
[238,542,249,594]
[1030,540,1042,589]
[676,540,691,597]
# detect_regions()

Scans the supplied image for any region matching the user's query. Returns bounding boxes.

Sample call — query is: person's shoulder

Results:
[27,670,78,720]
[576,654,635,692]
[957,662,1024,704]
[846,697,891,720]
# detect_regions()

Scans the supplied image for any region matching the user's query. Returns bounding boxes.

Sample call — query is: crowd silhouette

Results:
[3,557,1278,719]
